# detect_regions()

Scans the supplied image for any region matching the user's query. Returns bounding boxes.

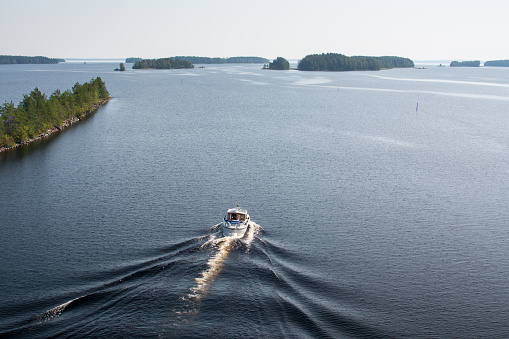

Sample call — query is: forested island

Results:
[450,60,480,67]
[172,56,269,64]
[484,60,509,67]
[0,78,110,151]
[115,63,126,71]
[132,58,194,69]
[297,53,414,71]
[266,57,290,70]
[0,55,64,64]
[125,57,143,63]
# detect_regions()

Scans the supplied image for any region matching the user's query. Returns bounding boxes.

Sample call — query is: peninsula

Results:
[0,78,110,152]
[0,55,64,64]
[297,53,414,71]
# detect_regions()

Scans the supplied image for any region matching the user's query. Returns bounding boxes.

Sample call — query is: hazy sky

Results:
[2,0,508,61]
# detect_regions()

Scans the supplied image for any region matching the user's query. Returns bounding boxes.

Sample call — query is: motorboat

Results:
[222,206,250,238]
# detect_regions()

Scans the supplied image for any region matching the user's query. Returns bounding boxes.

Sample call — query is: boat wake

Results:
[242,221,263,250]
[34,297,81,323]
[175,221,263,322]
[3,217,402,338]
[3,222,264,337]
[187,236,234,303]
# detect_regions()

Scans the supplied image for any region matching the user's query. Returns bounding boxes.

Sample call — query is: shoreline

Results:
[0,97,111,154]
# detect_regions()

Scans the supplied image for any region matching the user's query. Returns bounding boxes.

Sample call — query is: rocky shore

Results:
[0,98,111,153]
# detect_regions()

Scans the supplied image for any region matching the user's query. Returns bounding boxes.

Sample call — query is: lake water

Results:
[1,62,508,338]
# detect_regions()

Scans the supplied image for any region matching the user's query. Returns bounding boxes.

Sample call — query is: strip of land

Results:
[0,78,110,152]
[0,55,64,64]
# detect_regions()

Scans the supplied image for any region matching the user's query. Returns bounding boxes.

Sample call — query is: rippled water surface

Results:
[1,62,508,338]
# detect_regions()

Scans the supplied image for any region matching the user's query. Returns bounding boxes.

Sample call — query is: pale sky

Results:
[1,0,508,61]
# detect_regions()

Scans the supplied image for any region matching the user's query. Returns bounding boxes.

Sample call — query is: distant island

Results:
[450,60,480,67]
[114,63,126,71]
[297,53,414,71]
[484,60,509,67]
[0,78,110,151]
[264,57,290,70]
[172,56,269,64]
[125,57,143,63]
[128,56,269,66]
[132,58,194,69]
[0,55,64,64]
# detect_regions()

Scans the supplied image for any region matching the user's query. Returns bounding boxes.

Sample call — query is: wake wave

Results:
[242,221,263,250]
[175,221,263,320]
[26,237,203,329]
[34,297,81,323]
[20,221,264,333]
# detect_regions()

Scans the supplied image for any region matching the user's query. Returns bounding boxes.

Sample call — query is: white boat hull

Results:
[222,220,249,238]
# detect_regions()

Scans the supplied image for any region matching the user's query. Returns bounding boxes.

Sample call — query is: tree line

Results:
[0,78,110,148]
[170,56,269,64]
[450,60,480,67]
[173,56,225,64]
[377,56,415,68]
[484,60,509,67]
[297,53,414,71]
[128,56,270,65]
[125,57,143,63]
[267,57,290,70]
[132,58,194,69]
[0,55,64,64]
[225,56,269,63]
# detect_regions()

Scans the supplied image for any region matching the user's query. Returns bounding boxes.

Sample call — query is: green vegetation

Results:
[297,53,414,71]
[132,58,194,69]
[125,57,142,63]
[450,60,480,67]
[173,56,226,64]
[0,55,63,64]
[115,63,126,71]
[225,56,269,63]
[129,56,269,67]
[268,57,290,70]
[377,56,415,68]
[172,56,270,64]
[484,60,509,67]
[0,78,110,149]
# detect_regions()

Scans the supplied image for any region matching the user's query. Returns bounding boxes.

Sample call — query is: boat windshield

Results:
[228,213,246,221]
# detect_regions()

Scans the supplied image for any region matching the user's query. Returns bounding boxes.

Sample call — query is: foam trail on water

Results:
[242,221,263,250]
[34,296,81,323]
[174,221,263,325]
[186,222,263,301]
[174,236,234,325]
[188,237,234,302]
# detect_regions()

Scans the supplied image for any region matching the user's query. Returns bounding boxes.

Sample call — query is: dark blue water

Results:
[1,62,508,338]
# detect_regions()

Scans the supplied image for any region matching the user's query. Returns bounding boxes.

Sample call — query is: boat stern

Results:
[221,219,249,238]
[222,226,247,238]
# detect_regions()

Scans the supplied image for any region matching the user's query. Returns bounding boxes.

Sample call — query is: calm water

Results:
[1,62,508,338]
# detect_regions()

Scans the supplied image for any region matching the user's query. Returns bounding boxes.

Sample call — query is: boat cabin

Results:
[226,208,247,222]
